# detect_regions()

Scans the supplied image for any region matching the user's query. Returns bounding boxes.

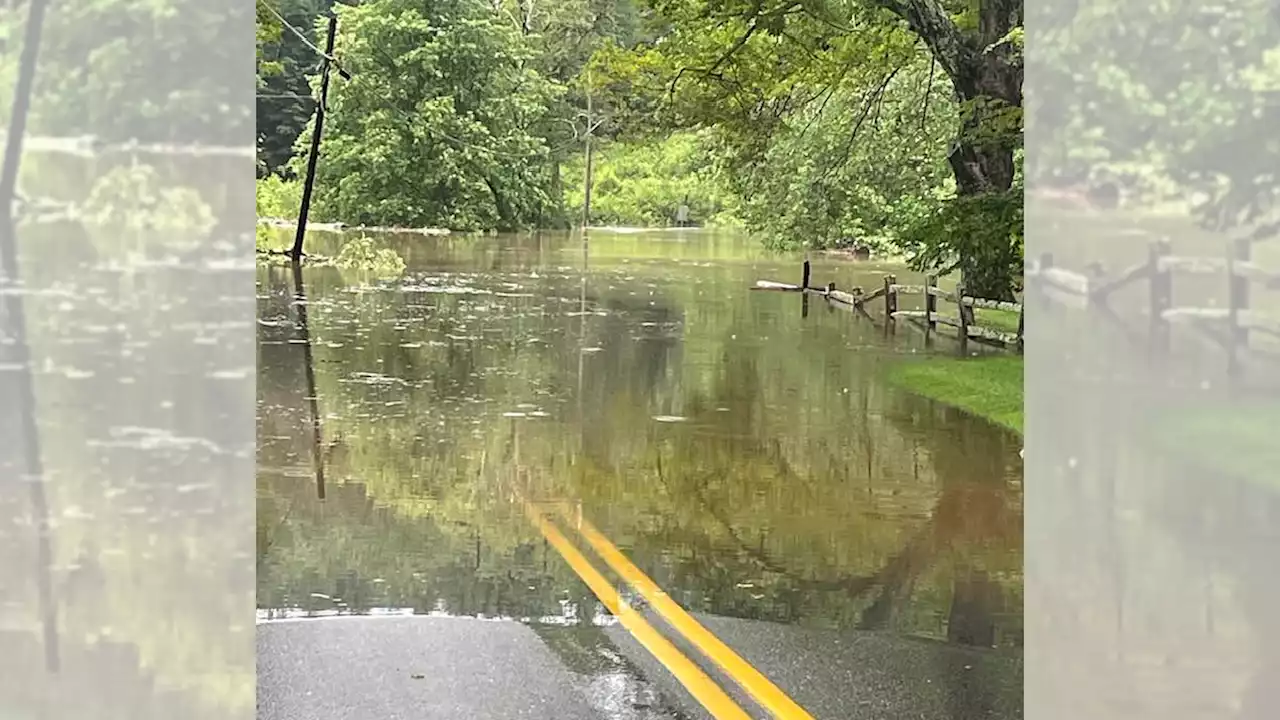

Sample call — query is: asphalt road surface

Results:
[258,613,1021,720]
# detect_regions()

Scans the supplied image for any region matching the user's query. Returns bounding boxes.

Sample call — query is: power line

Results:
[257,0,351,80]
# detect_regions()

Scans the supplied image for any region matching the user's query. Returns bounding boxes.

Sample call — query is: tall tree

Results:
[594,0,1024,298]
[305,0,562,230]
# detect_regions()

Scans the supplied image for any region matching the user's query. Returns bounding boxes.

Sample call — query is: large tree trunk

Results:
[878,0,1024,301]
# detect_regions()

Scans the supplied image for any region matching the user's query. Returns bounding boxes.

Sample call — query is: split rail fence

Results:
[753,260,1025,352]
[1026,234,1280,374]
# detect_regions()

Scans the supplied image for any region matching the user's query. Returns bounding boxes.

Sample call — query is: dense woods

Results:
[255,0,1280,302]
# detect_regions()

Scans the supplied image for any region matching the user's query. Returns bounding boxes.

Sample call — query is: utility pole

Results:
[289,13,338,260]
[582,75,593,231]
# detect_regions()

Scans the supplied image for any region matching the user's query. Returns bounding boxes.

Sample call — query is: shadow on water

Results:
[256,229,1022,718]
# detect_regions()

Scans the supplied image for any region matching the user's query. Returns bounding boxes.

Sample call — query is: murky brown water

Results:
[256,228,1022,653]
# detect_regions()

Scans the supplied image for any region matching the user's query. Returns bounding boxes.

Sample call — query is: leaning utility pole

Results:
[582,73,594,230]
[289,13,338,260]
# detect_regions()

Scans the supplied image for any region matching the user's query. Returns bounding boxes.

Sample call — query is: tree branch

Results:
[867,0,972,79]
[707,18,760,74]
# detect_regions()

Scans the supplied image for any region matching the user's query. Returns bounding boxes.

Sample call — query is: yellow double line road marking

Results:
[522,498,815,720]
[522,502,754,720]
[561,507,816,720]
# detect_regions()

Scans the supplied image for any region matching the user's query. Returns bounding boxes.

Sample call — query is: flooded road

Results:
[256,229,1023,719]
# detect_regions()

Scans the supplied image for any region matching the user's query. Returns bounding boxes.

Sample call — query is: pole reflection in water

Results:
[577,231,588,414]
[1,0,58,674]
[290,258,327,500]
[0,215,60,674]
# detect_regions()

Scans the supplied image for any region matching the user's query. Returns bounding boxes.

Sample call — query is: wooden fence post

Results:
[925,275,937,333]
[801,260,811,289]
[957,282,969,346]
[1036,253,1054,308]
[1148,238,1172,354]
[1226,239,1244,378]
[1016,303,1025,353]
[958,286,976,327]
[1228,237,1250,350]
[884,274,896,317]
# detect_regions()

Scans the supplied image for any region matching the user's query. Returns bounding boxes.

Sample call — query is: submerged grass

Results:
[888,355,1024,434]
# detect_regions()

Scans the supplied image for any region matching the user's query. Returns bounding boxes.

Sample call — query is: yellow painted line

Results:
[521,502,754,720]
[563,510,816,720]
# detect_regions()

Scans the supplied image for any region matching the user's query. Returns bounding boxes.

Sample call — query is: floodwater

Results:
[256,228,1024,717]
[3,154,254,720]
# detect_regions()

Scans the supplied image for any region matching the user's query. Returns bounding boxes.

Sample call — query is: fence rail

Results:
[752,260,1024,351]
[1025,235,1280,378]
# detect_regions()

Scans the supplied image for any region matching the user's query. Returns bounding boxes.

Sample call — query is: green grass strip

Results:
[888,355,1024,434]
[1147,404,1280,493]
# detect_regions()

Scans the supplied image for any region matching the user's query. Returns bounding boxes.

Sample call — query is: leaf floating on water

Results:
[652,415,687,423]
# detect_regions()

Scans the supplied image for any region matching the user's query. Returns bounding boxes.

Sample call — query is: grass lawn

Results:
[888,355,1024,434]
[976,308,1021,335]
[1147,403,1280,493]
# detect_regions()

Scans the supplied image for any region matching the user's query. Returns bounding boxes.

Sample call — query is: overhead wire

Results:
[257,0,351,80]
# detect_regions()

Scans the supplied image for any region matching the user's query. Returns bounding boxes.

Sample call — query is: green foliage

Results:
[2,0,252,143]
[251,0,1034,296]
[562,131,740,227]
[333,235,407,278]
[719,55,960,253]
[898,186,1023,300]
[82,165,216,233]
[257,1,336,176]
[256,175,303,219]
[1031,1,1279,225]
[588,0,1024,296]
[302,0,564,230]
